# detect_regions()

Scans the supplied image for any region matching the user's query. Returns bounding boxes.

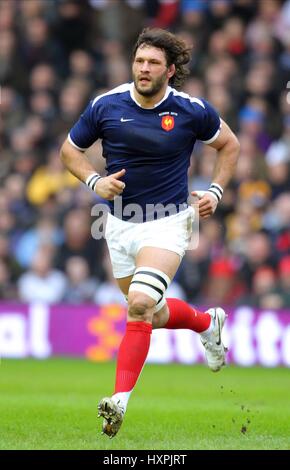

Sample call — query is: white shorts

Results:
[105,207,195,278]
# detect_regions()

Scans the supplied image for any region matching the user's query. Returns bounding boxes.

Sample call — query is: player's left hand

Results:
[191,190,218,219]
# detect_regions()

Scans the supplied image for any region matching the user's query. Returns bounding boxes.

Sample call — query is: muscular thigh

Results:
[116,247,180,297]
[136,246,181,280]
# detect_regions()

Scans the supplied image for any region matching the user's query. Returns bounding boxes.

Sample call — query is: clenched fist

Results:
[95,169,126,200]
[191,190,218,219]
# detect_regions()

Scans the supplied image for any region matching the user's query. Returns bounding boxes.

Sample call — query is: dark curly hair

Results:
[132,28,192,89]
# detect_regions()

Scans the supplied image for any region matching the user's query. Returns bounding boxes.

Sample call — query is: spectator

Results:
[18,246,66,304]
[63,256,98,304]
[0,259,17,301]
[202,257,241,306]
[26,146,79,206]
[239,232,276,292]
[277,256,290,307]
[238,266,282,309]
[14,216,62,269]
[55,208,105,280]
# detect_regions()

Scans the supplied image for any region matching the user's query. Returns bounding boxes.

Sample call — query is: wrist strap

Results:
[85,173,102,192]
[208,183,223,202]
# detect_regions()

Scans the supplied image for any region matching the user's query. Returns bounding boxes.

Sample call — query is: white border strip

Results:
[201,124,222,144]
[68,134,88,152]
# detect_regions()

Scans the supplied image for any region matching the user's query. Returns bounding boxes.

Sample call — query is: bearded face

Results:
[132,45,172,98]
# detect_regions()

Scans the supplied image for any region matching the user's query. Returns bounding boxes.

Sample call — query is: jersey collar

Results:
[129,82,172,109]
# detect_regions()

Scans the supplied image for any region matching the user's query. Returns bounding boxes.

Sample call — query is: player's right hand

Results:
[95,169,126,200]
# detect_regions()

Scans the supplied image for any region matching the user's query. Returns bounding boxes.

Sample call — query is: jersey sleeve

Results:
[68,100,101,151]
[195,99,221,144]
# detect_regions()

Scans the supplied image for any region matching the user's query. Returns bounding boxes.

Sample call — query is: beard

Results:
[133,71,168,97]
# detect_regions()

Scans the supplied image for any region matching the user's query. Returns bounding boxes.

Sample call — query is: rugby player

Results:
[60,28,240,438]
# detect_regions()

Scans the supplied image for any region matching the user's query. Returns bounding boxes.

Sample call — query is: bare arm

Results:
[60,139,126,200]
[209,119,240,189]
[60,139,99,182]
[192,119,240,219]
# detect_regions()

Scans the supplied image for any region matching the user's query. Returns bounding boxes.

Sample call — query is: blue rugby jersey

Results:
[68,83,221,221]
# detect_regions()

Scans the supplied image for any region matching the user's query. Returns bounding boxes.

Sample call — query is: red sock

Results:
[165,298,211,333]
[115,321,152,393]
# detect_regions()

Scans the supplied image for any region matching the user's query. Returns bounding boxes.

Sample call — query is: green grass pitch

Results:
[0,359,289,450]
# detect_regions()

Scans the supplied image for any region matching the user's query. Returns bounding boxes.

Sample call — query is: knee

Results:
[128,293,155,322]
[151,300,169,329]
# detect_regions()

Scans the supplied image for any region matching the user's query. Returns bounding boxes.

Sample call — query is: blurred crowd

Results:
[1,0,290,309]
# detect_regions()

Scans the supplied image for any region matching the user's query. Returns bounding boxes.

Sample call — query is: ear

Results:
[167,63,176,79]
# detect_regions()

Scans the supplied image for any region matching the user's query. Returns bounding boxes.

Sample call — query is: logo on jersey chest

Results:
[161,115,175,131]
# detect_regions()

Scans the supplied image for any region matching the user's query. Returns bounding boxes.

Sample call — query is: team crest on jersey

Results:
[161,115,175,131]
